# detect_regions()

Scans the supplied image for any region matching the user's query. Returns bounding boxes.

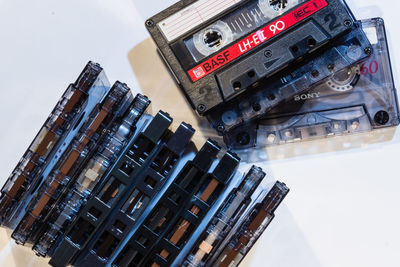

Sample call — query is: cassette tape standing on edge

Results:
[49,111,180,267]
[177,173,289,267]
[0,62,111,229]
[32,93,151,257]
[71,121,195,266]
[180,165,266,267]
[12,81,133,245]
[146,0,372,144]
[225,17,400,149]
[0,70,290,266]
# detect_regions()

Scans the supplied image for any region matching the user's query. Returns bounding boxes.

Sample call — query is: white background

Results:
[0,0,400,266]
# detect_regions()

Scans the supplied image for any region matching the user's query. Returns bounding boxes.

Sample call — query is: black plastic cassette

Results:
[72,122,195,266]
[225,18,400,149]
[146,0,371,117]
[111,141,239,267]
[0,62,111,229]
[49,111,176,267]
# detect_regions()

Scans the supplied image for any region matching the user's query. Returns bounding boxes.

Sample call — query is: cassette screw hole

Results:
[267,94,276,101]
[252,103,262,112]
[364,47,372,55]
[145,19,154,27]
[308,38,316,48]
[344,20,352,27]
[217,124,225,132]
[233,81,242,91]
[236,132,251,146]
[247,70,256,78]
[374,110,390,125]
[311,70,320,78]
[328,64,336,72]
[264,50,272,58]
[197,104,206,113]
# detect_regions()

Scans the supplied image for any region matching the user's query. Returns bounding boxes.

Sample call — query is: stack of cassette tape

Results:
[0,62,289,267]
[146,0,400,149]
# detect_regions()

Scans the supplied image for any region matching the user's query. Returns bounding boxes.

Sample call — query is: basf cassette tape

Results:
[146,0,371,122]
[224,18,400,149]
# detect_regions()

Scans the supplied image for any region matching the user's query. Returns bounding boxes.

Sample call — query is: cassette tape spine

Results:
[0,62,107,224]
[214,181,289,267]
[32,94,151,257]
[112,139,222,267]
[49,111,173,267]
[73,122,195,266]
[183,166,266,267]
[12,82,131,245]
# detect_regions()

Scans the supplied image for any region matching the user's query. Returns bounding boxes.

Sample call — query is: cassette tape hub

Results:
[224,18,400,149]
[146,0,371,116]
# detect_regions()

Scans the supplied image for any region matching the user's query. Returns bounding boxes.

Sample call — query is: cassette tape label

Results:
[188,0,328,82]
[158,0,244,42]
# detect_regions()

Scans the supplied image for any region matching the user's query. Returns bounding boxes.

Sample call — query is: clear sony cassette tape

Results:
[224,18,400,149]
[146,0,372,119]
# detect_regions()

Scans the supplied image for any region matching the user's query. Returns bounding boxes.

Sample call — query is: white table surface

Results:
[0,0,400,266]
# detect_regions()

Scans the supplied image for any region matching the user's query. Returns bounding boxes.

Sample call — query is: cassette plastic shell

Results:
[0,62,111,229]
[146,0,371,115]
[225,18,400,149]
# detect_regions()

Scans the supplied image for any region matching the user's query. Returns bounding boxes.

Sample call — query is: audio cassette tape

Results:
[224,18,400,149]
[0,62,111,229]
[146,0,371,120]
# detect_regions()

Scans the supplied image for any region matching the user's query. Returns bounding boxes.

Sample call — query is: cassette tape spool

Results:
[224,17,400,149]
[146,0,372,116]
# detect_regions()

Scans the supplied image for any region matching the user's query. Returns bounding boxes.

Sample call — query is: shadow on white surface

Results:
[240,205,322,267]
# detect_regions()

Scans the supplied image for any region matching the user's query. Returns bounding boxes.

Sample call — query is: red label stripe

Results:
[188,0,328,82]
